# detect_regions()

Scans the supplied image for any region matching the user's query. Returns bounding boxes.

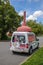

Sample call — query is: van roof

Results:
[13,31,35,35]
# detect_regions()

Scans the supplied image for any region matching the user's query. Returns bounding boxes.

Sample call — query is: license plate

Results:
[20,48,24,50]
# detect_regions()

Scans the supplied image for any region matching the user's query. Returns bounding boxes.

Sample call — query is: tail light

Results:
[10,42,12,47]
[25,44,29,48]
[20,44,29,48]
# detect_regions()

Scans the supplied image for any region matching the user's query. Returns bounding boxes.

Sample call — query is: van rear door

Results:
[12,34,29,49]
[12,35,26,48]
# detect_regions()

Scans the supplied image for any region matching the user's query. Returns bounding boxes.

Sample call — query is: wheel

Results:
[12,51,15,54]
[29,47,33,55]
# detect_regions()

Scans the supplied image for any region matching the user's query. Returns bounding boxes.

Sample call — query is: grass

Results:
[21,47,43,65]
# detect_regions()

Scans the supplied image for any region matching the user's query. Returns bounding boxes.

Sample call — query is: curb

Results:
[19,48,40,65]
[19,54,32,65]
[0,40,10,42]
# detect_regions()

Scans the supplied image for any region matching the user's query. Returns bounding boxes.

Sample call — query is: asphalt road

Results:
[0,37,43,65]
[38,37,43,47]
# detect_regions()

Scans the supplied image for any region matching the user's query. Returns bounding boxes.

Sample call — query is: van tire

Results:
[12,51,15,54]
[29,46,33,55]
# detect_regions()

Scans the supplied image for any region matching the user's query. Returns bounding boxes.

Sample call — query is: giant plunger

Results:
[17,11,32,32]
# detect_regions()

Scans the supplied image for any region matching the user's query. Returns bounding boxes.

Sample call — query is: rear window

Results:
[12,35,25,43]
[28,34,35,42]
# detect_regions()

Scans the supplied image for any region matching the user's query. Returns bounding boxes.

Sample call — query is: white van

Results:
[10,32,39,54]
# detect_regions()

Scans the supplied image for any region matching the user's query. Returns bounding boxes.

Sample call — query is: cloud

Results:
[26,15,37,21]
[18,10,43,21]
[19,10,28,16]
[27,10,43,21]
[18,11,24,16]
[33,11,43,17]
[18,10,31,17]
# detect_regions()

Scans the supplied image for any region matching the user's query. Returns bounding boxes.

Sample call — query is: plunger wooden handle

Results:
[22,11,26,26]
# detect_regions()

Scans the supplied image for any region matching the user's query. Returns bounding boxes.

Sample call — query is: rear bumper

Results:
[10,46,29,53]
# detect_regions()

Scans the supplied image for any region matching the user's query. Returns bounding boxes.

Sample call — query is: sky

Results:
[10,0,43,23]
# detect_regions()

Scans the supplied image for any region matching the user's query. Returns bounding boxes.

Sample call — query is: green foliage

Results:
[0,0,43,40]
[22,47,43,65]
[0,0,22,40]
[27,20,43,35]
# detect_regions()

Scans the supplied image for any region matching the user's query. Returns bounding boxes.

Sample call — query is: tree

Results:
[27,20,43,35]
[0,0,22,40]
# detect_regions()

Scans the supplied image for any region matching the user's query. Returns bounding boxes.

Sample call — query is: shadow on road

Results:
[11,48,39,57]
[12,52,29,57]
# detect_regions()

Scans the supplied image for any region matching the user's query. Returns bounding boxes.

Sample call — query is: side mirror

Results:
[36,38,39,41]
